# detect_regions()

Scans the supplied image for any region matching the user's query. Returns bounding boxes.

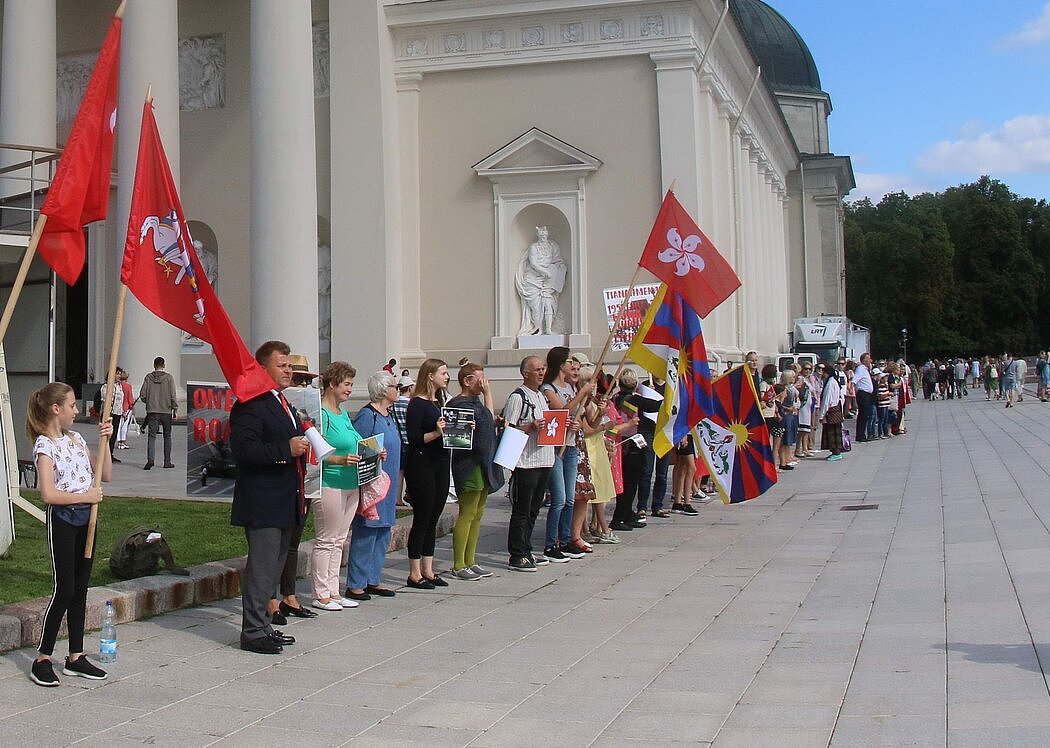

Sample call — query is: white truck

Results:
[782,316,870,370]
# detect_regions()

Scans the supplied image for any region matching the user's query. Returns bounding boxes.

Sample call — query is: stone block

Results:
[0,614,21,651]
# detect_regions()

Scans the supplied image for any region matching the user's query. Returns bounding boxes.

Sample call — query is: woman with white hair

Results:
[345,370,401,600]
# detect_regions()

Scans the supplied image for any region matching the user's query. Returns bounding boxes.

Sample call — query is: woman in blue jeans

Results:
[539,347,594,562]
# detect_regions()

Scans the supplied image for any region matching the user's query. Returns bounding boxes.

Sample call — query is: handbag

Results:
[358,469,390,520]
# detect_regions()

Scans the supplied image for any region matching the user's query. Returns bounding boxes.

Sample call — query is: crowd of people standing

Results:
[27,338,1041,678]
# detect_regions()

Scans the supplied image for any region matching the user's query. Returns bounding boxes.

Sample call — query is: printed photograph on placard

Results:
[538,409,570,446]
[284,385,322,498]
[441,407,475,450]
[357,433,384,485]
[603,283,661,351]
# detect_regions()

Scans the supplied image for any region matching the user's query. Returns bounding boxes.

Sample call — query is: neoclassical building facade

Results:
[0,0,853,415]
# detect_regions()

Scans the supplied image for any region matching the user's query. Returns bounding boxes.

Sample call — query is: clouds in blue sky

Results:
[916,115,1050,175]
[775,0,1050,203]
[998,2,1050,49]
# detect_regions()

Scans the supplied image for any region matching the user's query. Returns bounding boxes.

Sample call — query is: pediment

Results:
[473,128,601,179]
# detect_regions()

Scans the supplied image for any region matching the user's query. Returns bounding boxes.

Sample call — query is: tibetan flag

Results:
[638,190,740,318]
[121,101,273,402]
[695,365,777,504]
[38,13,121,285]
[626,284,713,456]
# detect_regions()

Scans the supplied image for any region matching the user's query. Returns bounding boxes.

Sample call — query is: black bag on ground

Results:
[110,526,190,579]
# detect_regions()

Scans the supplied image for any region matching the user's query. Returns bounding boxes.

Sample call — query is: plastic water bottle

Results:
[99,600,117,663]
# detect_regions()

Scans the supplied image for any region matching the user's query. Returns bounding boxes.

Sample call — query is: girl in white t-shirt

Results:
[26,382,112,687]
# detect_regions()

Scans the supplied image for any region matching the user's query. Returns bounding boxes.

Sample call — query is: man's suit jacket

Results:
[229,391,306,529]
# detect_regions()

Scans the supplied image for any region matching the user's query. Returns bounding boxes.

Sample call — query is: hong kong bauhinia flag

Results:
[638,190,741,318]
[38,13,121,285]
[121,101,273,402]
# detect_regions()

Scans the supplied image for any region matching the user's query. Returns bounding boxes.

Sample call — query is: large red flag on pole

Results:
[638,190,741,318]
[38,12,121,286]
[121,101,273,402]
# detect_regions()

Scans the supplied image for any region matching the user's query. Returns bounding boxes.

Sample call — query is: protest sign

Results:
[356,433,384,485]
[441,407,475,450]
[285,386,322,498]
[494,427,528,470]
[538,409,570,446]
[603,283,661,351]
[186,381,235,497]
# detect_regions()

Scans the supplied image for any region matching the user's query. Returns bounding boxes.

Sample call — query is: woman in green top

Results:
[311,361,363,612]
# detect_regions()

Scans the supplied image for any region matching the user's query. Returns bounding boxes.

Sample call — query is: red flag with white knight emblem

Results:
[121,101,273,401]
[38,13,121,285]
[638,190,741,318]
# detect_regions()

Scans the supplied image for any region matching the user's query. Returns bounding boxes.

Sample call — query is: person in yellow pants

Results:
[446,362,505,580]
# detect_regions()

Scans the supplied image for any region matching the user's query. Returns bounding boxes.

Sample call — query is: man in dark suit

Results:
[230,340,309,654]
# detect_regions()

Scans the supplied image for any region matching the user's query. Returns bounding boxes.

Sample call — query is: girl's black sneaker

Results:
[30,658,60,687]
[63,655,108,680]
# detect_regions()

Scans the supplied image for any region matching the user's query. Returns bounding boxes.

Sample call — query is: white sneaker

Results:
[336,597,360,608]
[312,599,342,611]
[469,564,493,578]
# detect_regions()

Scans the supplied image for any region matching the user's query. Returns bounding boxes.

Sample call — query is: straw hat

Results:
[288,354,317,378]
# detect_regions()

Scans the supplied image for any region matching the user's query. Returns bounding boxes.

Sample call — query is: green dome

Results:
[729,0,823,94]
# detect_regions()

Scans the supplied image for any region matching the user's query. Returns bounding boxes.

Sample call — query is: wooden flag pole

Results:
[83,284,127,558]
[0,213,48,343]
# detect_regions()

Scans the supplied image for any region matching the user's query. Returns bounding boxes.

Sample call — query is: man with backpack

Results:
[502,356,552,572]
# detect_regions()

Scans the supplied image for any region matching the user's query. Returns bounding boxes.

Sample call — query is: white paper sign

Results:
[494,426,529,470]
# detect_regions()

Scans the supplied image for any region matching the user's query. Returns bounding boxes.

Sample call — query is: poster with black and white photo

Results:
[356,434,384,485]
[283,385,322,498]
[441,407,475,450]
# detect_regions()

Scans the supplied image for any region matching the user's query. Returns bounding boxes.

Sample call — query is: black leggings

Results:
[404,453,450,559]
[39,510,94,656]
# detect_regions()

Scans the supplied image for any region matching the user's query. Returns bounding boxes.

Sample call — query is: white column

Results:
[0,0,56,197]
[250,0,318,360]
[396,72,425,363]
[651,51,703,220]
[329,1,402,370]
[117,0,183,402]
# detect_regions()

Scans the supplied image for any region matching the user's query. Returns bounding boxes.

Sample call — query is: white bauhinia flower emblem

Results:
[657,227,705,276]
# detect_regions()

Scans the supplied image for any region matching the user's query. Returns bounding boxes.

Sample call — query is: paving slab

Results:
[4,397,1050,745]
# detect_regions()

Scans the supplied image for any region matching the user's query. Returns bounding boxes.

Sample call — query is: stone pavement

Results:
[4,393,1050,745]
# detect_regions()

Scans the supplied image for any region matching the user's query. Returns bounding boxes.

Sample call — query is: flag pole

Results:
[83,283,127,558]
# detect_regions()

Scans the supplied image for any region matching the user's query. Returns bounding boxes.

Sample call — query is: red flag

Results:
[638,190,741,318]
[38,15,121,285]
[121,102,274,402]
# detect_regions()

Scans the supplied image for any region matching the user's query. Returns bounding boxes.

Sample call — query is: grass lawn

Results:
[1,494,413,607]
[0,492,313,606]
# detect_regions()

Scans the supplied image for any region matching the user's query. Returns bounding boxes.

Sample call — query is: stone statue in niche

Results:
[515,226,566,336]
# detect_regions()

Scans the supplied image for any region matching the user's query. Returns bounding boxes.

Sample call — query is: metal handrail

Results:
[0,143,60,236]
